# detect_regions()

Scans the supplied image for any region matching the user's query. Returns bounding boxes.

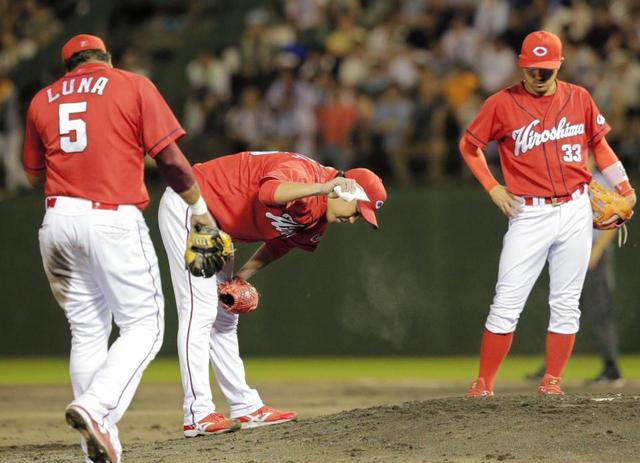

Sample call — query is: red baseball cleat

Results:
[236,405,297,429]
[466,377,494,397]
[538,374,564,395]
[183,412,240,437]
[65,404,119,463]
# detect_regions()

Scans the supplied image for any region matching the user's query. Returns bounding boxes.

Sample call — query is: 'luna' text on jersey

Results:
[512,117,585,156]
[46,77,109,103]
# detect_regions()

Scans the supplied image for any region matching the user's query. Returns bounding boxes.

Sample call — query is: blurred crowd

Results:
[180,0,640,186]
[3,0,640,193]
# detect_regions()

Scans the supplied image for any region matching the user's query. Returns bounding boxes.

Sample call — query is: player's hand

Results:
[322,177,358,198]
[489,184,523,218]
[624,191,637,211]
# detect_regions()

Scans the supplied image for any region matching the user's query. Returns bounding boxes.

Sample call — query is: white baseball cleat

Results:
[65,404,120,463]
[236,405,297,429]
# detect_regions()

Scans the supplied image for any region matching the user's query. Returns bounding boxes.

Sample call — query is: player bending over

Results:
[158,151,387,436]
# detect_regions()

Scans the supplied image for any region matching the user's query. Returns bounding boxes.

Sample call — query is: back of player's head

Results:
[518,31,564,70]
[61,34,111,71]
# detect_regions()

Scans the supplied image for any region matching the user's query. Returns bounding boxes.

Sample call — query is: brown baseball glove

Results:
[589,180,634,230]
[218,277,259,314]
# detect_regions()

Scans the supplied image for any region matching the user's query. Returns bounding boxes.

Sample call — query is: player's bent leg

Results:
[470,208,554,396]
[210,301,264,418]
[76,207,165,423]
[159,187,221,427]
[544,194,591,394]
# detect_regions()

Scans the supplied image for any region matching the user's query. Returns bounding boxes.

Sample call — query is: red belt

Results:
[523,194,573,206]
[46,197,119,210]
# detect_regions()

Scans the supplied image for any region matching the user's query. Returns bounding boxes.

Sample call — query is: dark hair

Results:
[64,49,111,71]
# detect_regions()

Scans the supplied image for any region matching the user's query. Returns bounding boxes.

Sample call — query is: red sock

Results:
[545,331,576,377]
[477,329,514,390]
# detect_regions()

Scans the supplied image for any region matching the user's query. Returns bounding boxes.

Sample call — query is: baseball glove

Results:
[218,277,259,314]
[184,225,233,278]
[589,180,634,230]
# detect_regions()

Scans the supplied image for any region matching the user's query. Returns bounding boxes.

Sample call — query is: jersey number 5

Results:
[561,143,581,163]
[59,102,87,153]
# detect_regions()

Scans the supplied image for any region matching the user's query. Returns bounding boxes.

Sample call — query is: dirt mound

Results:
[4,392,640,462]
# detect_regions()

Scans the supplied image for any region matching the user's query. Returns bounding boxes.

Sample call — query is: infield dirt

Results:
[2,380,639,462]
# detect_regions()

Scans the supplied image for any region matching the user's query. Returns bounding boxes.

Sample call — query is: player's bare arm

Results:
[235,244,282,281]
[272,177,357,204]
[26,173,43,188]
[459,137,522,217]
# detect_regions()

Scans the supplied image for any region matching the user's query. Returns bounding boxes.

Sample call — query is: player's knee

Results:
[486,307,521,333]
[548,304,580,334]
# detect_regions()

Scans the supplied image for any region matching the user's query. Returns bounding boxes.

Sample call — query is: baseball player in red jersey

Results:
[158,151,386,436]
[23,34,214,463]
[459,31,636,397]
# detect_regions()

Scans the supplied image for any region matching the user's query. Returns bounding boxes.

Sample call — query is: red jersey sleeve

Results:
[137,76,186,157]
[22,102,46,177]
[581,88,611,146]
[465,94,501,149]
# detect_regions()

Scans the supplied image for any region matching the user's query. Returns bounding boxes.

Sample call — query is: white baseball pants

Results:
[158,187,262,425]
[486,189,592,334]
[38,196,164,460]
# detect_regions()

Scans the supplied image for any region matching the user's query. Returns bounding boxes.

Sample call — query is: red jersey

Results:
[23,62,185,208]
[194,151,338,257]
[464,81,610,197]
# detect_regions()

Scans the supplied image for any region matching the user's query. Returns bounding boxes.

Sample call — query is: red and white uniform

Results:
[158,151,337,425]
[24,62,184,207]
[462,80,610,334]
[24,62,182,459]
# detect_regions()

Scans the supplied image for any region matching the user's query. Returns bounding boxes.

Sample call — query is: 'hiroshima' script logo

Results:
[512,117,585,156]
[265,212,305,237]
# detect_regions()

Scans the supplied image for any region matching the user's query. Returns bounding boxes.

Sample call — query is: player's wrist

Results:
[189,196,208,216]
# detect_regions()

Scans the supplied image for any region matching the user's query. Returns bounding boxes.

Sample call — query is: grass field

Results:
[1,354,639,384]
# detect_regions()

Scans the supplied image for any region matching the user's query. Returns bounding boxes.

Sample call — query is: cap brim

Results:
[358,201,378,229]
[518,58,562,69]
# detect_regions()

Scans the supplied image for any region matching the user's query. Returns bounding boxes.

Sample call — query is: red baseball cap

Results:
[61,34,107,62]
[344,168,387,229]
[518,31,563,69]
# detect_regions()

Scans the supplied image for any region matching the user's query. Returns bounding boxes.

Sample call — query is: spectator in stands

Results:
[474,0,510,39]
[225,86,275,152]
[372,84,414,186]
[401,70,452,184]
[0,70,30,197]
[236,8,275,87]
[186,49,231,103]
[316,79,358,170]
[476,36,517,95]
